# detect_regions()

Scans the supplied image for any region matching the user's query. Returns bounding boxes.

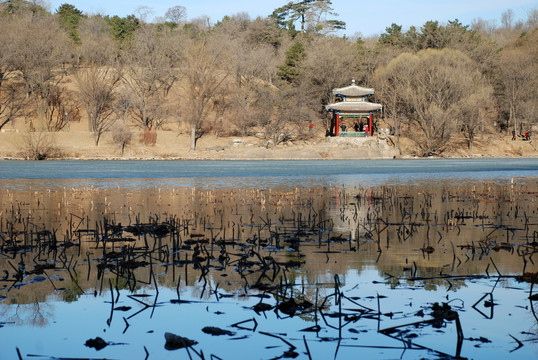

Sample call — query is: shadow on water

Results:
[0,177,537,359]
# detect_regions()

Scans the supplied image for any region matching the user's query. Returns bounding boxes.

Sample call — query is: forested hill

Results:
[0,0,536,157]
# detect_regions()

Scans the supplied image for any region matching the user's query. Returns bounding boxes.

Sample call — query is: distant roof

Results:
[332,79,374,98]
[325,100,382,113]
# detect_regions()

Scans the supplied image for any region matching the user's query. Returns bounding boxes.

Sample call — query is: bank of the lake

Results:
[0,129,537,160]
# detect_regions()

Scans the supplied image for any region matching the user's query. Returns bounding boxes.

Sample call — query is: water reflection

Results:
[0,178,537,359]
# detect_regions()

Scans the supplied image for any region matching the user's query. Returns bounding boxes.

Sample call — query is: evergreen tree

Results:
[419,21,446,49]
[270,1,345,34]
[378,23,405,47]
[56,3,84,43]
[106,14,140,44]
[277,41,306,83]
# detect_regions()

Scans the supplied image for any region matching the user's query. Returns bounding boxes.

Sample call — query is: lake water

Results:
[0,159,537,360]
[1,158,537,180]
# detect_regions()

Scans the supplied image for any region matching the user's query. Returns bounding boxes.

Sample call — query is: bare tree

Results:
[470,17,497,35]
[373,64,410,155]
[134,6,153,23]
[112,123,132,156]
[190,16,212,32]
[383,49,493,156]
[177,36,231,150]
[46,88,80,132]
[0,14,77,133]
[0,76,27,131]
[20,130,60,160]
[76,67,121,145]
[458,86,496,149]
[300,36,358,109]
[215,18,278,135]
[501,9,515,30]
[244,16,284,52]
[499,47,536,135]
[78,15,117,66]
[2,13,71,130]
[526,8,538,29]
[0,13,27,130]
[165,5,186,24]
[253,84,315,145]
[121,25,177,130]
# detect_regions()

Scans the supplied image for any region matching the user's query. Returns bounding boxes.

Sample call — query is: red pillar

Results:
[335,113,340,136]
[369,113,373,137]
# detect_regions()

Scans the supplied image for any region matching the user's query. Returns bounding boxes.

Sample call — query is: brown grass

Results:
[0,116,536,160]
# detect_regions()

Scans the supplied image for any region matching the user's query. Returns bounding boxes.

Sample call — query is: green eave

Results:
[338,113,371,118]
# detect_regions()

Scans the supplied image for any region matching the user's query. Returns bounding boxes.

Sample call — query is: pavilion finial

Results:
[351,78,356,85]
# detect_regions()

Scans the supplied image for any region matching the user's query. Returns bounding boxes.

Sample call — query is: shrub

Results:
[20,131,61,160]
[112,125,133,156]
[140,126,157,146]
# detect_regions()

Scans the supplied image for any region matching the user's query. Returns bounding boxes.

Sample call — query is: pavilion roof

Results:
[332,79,374,98]
[325,100,382,113]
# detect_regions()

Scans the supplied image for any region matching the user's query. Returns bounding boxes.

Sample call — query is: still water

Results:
[1,158,538,181]
[0,159,537,360]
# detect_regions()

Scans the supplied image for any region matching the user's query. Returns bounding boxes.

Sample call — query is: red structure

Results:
[326,80,382,137]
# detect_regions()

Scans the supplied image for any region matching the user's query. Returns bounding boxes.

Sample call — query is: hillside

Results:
[0,6,536,161]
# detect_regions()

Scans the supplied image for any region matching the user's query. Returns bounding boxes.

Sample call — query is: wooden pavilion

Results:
[325,79,382,137]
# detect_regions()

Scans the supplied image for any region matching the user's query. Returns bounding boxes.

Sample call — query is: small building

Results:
[325,79,382,137]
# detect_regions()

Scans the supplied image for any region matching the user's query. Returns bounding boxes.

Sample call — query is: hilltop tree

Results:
[270,1,345,34]
[378,19,500,79]
[378,23,406,47]
[444,19,500,80]
[378,21,450,50]
[105,14,140,45]
[526,8,538,28]
[501,9,515,30]
[133,6,153,23]
[165,5,186,24]
[419,21,446,49]
[56,3,84,43]
[1,0,49,15]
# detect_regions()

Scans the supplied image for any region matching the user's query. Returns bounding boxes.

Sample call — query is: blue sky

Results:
[47,0,538,36]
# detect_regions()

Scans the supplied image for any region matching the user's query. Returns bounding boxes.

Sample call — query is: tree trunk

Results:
[94,131,100,146]
[396,119,402,155]
[468,137,473,150]
[190,125,196,151]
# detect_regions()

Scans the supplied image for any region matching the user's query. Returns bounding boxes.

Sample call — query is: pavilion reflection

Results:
[0,178,536,305]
